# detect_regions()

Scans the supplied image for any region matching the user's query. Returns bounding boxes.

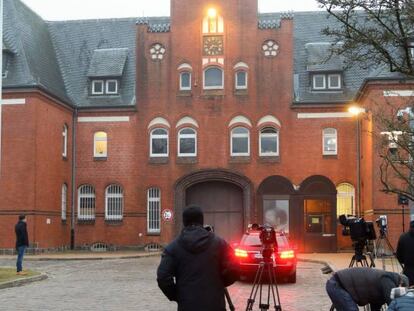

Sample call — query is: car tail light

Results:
[235,248,248,258]
[279,250,295,259]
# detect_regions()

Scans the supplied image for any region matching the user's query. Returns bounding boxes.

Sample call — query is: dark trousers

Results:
[16,246,27,272]
[326,276,359,311]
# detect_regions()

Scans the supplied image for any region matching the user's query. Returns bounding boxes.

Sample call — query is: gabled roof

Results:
[87,48,129,78]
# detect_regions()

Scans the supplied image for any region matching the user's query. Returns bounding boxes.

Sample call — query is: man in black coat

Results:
[397,220,414,285]
[15,215,29,275]
[326,267,409,311]
[157,205,239,311]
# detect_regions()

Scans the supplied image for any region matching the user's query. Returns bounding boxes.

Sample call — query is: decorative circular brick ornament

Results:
[262,40,279,57]
[162,209,173,221]
[150,43,166,60]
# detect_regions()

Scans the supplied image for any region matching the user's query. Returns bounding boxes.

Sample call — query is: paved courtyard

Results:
[0,257,332,311]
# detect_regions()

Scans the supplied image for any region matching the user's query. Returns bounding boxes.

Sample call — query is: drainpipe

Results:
[70,108,77,249]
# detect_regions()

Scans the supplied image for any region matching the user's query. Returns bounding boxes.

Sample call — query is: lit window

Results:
[78,185,95,221]
[178,128,197,157]
[92,80,104,95]
[150,128,169,157]
[323,128,337,155]
[180,72,191,91]
[204,67,224,90]
[231,127,250,156]
[94,132,108,158]
[105,185,124,221]
[337,183,355,217]
[106,80,118,94]
[235,71,247,90]
[328,74,341,89]
[61,184,67,221]
[147,188,161,234]
[260,127,279,156]
[202,12,224,34]
[313,75,326,90]
[62,124,68,158]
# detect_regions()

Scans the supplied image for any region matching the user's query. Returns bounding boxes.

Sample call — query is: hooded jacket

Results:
[15,220,29,249]
[157,225,238,311]
[387,289,414,311]
[397,230,414,285]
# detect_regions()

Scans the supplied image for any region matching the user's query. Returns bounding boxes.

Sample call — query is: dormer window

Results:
[91,79,119,95]
[106,80,118,94]
[312,73,342,90]
[92,80,104,95]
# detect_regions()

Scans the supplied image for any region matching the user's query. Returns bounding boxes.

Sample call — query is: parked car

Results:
[233,228,297,283]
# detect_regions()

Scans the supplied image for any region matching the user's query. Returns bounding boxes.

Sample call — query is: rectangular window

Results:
[231,137,249,155]
[235,71,247,90]
[312,75,326,90]
[62,125,68,158]
[147,188,161,234]
[323,128,338,155]
[180,72,191,91]
[328,74,341,89]
[92,80,104,95]
[94,132,108,158]
[106,80,118,94]
[410,41,414,59]
[304,199,333,234]
[61,184,67,221]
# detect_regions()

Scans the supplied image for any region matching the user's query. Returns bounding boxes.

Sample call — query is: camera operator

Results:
[157,205,239,311]
[326,267,409,311]
[396,221,414,285]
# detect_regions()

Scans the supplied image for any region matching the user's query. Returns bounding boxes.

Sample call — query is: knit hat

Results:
[182,205,204,227]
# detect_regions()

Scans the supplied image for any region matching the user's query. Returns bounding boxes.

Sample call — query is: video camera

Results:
[339,215,377,242]
[249,224,278,260]
[375,215,388,237]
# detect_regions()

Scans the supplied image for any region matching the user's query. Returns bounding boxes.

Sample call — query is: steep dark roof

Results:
[87,48,129,78]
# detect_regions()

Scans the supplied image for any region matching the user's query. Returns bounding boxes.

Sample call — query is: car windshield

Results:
[242,233,287,248]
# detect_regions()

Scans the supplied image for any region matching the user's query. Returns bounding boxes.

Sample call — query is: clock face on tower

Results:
[203,35,224,56]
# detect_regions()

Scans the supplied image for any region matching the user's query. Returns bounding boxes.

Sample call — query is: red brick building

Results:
[1,0,412,252]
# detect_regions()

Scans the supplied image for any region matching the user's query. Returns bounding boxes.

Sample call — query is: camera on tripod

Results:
[248,223,279,259]
[375,215,388,236]
[339,214,377,243]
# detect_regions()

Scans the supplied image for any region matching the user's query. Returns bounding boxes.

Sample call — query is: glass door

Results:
[263,199,289,233]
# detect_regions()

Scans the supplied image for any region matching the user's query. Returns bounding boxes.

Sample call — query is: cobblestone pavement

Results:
[0,257,332,311]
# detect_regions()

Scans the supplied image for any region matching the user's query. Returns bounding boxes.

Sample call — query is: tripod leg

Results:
[246,263,265,311]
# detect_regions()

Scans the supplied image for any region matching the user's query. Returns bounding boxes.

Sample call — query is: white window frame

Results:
[259,128,279,157]
[203,66,224,90]
[147,188,161,234]
[150,128,169,158]
[178,128,197,157]
[231,127,250,157]
[105,184,124,221]
[328,74,342,89]
[313,74,326,90]
[105,80,119,95]
[94,132,108,158]
[61,184,68,221]
[62,124,68,158]
[77,185,96,221]
[323,128,338,155]
[337,183,355,216]
[410,41,414,59]
[92,80,104,95]
[235,71,248,90]
[179,71,192,91]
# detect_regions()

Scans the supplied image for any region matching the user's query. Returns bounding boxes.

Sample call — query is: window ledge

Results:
[323,154,338,159]
[258,156,280,163]
[177,91,192,97]
[202,90,225,97]
[105,220,123,226]
[149,157,169,165]
[176,157,198,165]
[229,156,251,164]
[234,89,248,96]
[147,232,161,236]
[94,157,107,161]
[77,220,95,225]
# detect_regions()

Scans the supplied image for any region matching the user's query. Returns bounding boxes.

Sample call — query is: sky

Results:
[21,0,323,21]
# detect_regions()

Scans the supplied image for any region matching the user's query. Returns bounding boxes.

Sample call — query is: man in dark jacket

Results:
[15,215,29,275]
[157,205,239,311]
[326,267,409,311]
[397,220,414,285]
[387,287,414,311]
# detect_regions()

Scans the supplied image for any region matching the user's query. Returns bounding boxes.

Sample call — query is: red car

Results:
[233,228,297,283]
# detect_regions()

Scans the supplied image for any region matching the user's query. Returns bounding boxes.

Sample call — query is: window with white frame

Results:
[61,184,67,221]
[337,183,355,216]
[231,127,250,156]
[92,80,104,95]
[94,132,107,158]
[150,128,169,157]
[147,188,161,233]
[313,74,326,90]
[323,128,338,155]
[180,72,191,91]
[78,185,95,221]
[178,128,197,157]
[328,74,341,89]
[204,67,224,90]
[312,73,342,90]
[235,71,247,90]
[105,80,118,94]
[259,127,279,156]
[410,41,414,59]
[105,184,124,221]
[62,124,68,158]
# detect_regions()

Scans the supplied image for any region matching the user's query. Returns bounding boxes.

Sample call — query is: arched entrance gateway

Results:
[174,170,252,243]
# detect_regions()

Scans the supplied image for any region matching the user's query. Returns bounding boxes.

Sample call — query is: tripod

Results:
[245,248,282,311]
[349,240,375,268]
[374,228,402,273]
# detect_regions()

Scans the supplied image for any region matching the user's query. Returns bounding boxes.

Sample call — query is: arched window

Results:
[94,132,107,158]
[323,128,337,155]
[202,11,224,34]
[61,184,67,221]
[235,71,247,90]
[178,128,197,157]
[231,127,250,156]
[337,183,355,216]
[78,185,95,221]
[180,71,191,91]
[204,67,224,90]
[150,128,169,157]
[260,127,279,156]
[147,188,161,234]
[62,124,68,158]
[105,184,124,221]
